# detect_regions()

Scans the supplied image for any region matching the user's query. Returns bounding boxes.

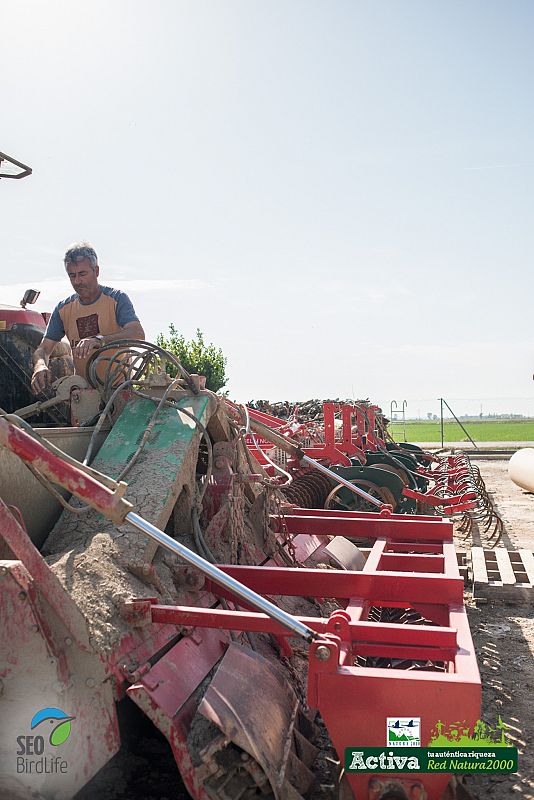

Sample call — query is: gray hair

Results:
[64,242,98,269]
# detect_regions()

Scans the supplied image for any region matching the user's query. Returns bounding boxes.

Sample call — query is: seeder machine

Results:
[0,344,483,800]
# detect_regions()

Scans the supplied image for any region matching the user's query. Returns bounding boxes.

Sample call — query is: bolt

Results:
[333,622,341,632]
[64,637,72,647]
[0,566,8,578]
[409,784,425,800]
[315,645,331,662]
[86,678,95,688]
[18,591,27,601]
[368,779,383,799]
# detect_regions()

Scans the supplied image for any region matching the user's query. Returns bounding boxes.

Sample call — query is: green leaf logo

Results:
[31,707,76,746]
[50,720,72,746]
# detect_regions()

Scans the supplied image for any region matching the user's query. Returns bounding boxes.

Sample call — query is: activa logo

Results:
[348,750,421,771]
[16,708,75,776]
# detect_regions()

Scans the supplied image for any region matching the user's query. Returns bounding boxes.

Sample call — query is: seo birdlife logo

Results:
[16,707,76,776]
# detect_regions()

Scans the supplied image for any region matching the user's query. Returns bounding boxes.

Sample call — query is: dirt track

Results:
[460,459,534,800]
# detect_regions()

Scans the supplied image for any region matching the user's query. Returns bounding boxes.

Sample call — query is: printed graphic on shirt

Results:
[76,314,100,340]
[44,287,140,381]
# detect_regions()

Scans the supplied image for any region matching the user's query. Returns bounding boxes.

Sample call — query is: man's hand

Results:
[31,364,52,395]
[31,338,64,395]
[73,337,101,359]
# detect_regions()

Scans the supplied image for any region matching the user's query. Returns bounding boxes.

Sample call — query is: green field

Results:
[389,419,534,443]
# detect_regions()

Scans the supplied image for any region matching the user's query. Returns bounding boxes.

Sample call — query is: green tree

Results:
[156,325,228,392]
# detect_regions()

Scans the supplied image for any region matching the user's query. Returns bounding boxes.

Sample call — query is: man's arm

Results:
[32,304,68,393]
[31,338,59,394]
[103,320,145,343]
[73,321,145,359]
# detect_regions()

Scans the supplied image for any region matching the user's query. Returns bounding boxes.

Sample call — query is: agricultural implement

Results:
[237,401,482,515]
[0,345,481,800]
[241,400,503,546]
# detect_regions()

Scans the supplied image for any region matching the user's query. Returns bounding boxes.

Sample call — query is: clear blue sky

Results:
[1,1,533,415]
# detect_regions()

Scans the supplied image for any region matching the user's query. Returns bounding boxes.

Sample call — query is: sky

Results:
[1,0,533,417]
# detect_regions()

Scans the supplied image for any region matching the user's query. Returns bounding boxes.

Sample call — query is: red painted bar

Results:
[150,605,458,648]
[353,644,456,661]
[442,500,477,514]
[0,417,129,523]
[274,514,454,542]
[285,508,443,522]
[443,542,461,577]
[246,407,287,428]
[403,487,477,506]
[205,565,464,604]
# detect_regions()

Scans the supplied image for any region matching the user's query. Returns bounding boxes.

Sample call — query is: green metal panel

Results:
[45,392,213,553]
[96,395,211,474]
[332,465,405,502]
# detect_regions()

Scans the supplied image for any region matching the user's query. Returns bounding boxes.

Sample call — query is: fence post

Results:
[440,398,444,448]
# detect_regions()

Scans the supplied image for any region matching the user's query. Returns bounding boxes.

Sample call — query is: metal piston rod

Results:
[125,511,316,642]
[301,454,384,508]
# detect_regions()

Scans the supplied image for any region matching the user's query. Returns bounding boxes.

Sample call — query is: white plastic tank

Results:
[508,448,534,493]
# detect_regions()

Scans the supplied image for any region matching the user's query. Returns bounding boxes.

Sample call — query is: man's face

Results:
[65,258,100,301]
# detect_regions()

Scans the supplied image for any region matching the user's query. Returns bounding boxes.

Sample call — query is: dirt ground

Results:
[77,457,534,800]
[459,459,534,800]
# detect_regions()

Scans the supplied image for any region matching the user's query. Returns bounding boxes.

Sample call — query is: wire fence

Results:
[387,397,534,444]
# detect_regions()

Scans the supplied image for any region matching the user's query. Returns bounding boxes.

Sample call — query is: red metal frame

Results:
[0,417,131,523]
[0,501,122,796]
[405,452,483,514]
[0,422,481,800]
[242,403,482,515]
[273,508,455,542]
[125,512,479,800]
[302,402,353,465]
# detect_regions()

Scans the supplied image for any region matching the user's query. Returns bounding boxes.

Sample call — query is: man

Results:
[31,242,145,393]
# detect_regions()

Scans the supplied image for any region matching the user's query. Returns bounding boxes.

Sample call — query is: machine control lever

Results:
[14,375,89,419]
